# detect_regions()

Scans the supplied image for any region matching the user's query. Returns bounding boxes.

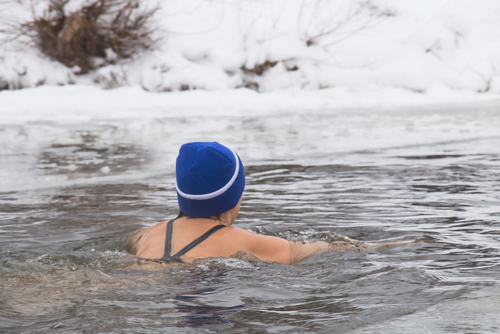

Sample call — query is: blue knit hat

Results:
[176,142,245,218]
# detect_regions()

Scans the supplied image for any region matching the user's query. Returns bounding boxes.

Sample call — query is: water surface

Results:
[1,104,500,333]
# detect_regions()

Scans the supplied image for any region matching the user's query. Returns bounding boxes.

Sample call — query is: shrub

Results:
[20,0,159,73]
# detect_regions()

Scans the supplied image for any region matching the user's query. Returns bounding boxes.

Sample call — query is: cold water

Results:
[1,104,500,333]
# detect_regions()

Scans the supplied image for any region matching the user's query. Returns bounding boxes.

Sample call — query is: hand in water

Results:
[316,232,437,252]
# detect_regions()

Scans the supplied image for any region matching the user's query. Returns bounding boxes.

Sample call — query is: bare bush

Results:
[241,60,278,76]
[299,0,396,48]
[240,60,300,91]
[19,0,160,73]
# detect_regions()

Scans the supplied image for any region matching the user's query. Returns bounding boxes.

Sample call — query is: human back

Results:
[133,142,330,265]
[135,217,300,264]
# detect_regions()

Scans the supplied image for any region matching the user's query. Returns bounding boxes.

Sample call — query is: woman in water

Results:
[133,141,337,264]
[132,141,378,265]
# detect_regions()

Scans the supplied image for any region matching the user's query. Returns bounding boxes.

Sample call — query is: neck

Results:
[182,214,235,227]
[209,213,236,227]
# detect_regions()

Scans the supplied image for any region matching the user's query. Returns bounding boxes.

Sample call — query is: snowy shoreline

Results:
[1,84,500,123]
[2,0,500,97]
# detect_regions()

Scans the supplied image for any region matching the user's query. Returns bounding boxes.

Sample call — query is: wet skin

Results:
[134,197,331,265]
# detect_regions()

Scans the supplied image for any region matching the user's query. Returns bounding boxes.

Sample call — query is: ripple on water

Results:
[1,110,500,333]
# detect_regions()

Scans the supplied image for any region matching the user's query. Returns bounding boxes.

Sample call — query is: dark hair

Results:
[176,210,226,224]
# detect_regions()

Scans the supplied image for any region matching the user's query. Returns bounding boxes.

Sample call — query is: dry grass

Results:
[239,60,278,90]
[20,0,160,73]
[240,60,300,91]
[241,60,278,77]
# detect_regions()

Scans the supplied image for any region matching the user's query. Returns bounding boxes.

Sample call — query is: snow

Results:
[0,84,498,124]
[1,0,500,98]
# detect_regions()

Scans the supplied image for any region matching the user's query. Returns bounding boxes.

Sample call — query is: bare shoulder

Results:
[219,226,281,244]
[221,227,293,264]
[134,221,168,259]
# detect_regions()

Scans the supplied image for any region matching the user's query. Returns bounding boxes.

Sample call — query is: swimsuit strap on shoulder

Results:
[172,224,226,258]
[161,219,179,262]
[161,219,226,263]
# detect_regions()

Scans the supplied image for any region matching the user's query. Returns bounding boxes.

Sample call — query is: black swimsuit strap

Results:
[161,219,226,263]
[173,224,226,258]
[162,219,175,261]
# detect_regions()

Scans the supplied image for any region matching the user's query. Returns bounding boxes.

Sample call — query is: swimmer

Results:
[130,142,432,265]
[132,141,334,265]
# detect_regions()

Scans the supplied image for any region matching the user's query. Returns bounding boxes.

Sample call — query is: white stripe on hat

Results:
[176,149,240,200]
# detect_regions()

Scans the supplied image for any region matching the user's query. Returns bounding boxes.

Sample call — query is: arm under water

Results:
[124,226,435,267]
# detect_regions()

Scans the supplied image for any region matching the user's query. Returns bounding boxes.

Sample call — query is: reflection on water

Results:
[1,106,500,333]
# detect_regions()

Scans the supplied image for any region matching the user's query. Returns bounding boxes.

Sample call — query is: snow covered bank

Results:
[1,84,500,124]
[2,0,500,95]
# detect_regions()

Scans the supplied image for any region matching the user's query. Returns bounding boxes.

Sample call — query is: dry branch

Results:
[19,0,160,73]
